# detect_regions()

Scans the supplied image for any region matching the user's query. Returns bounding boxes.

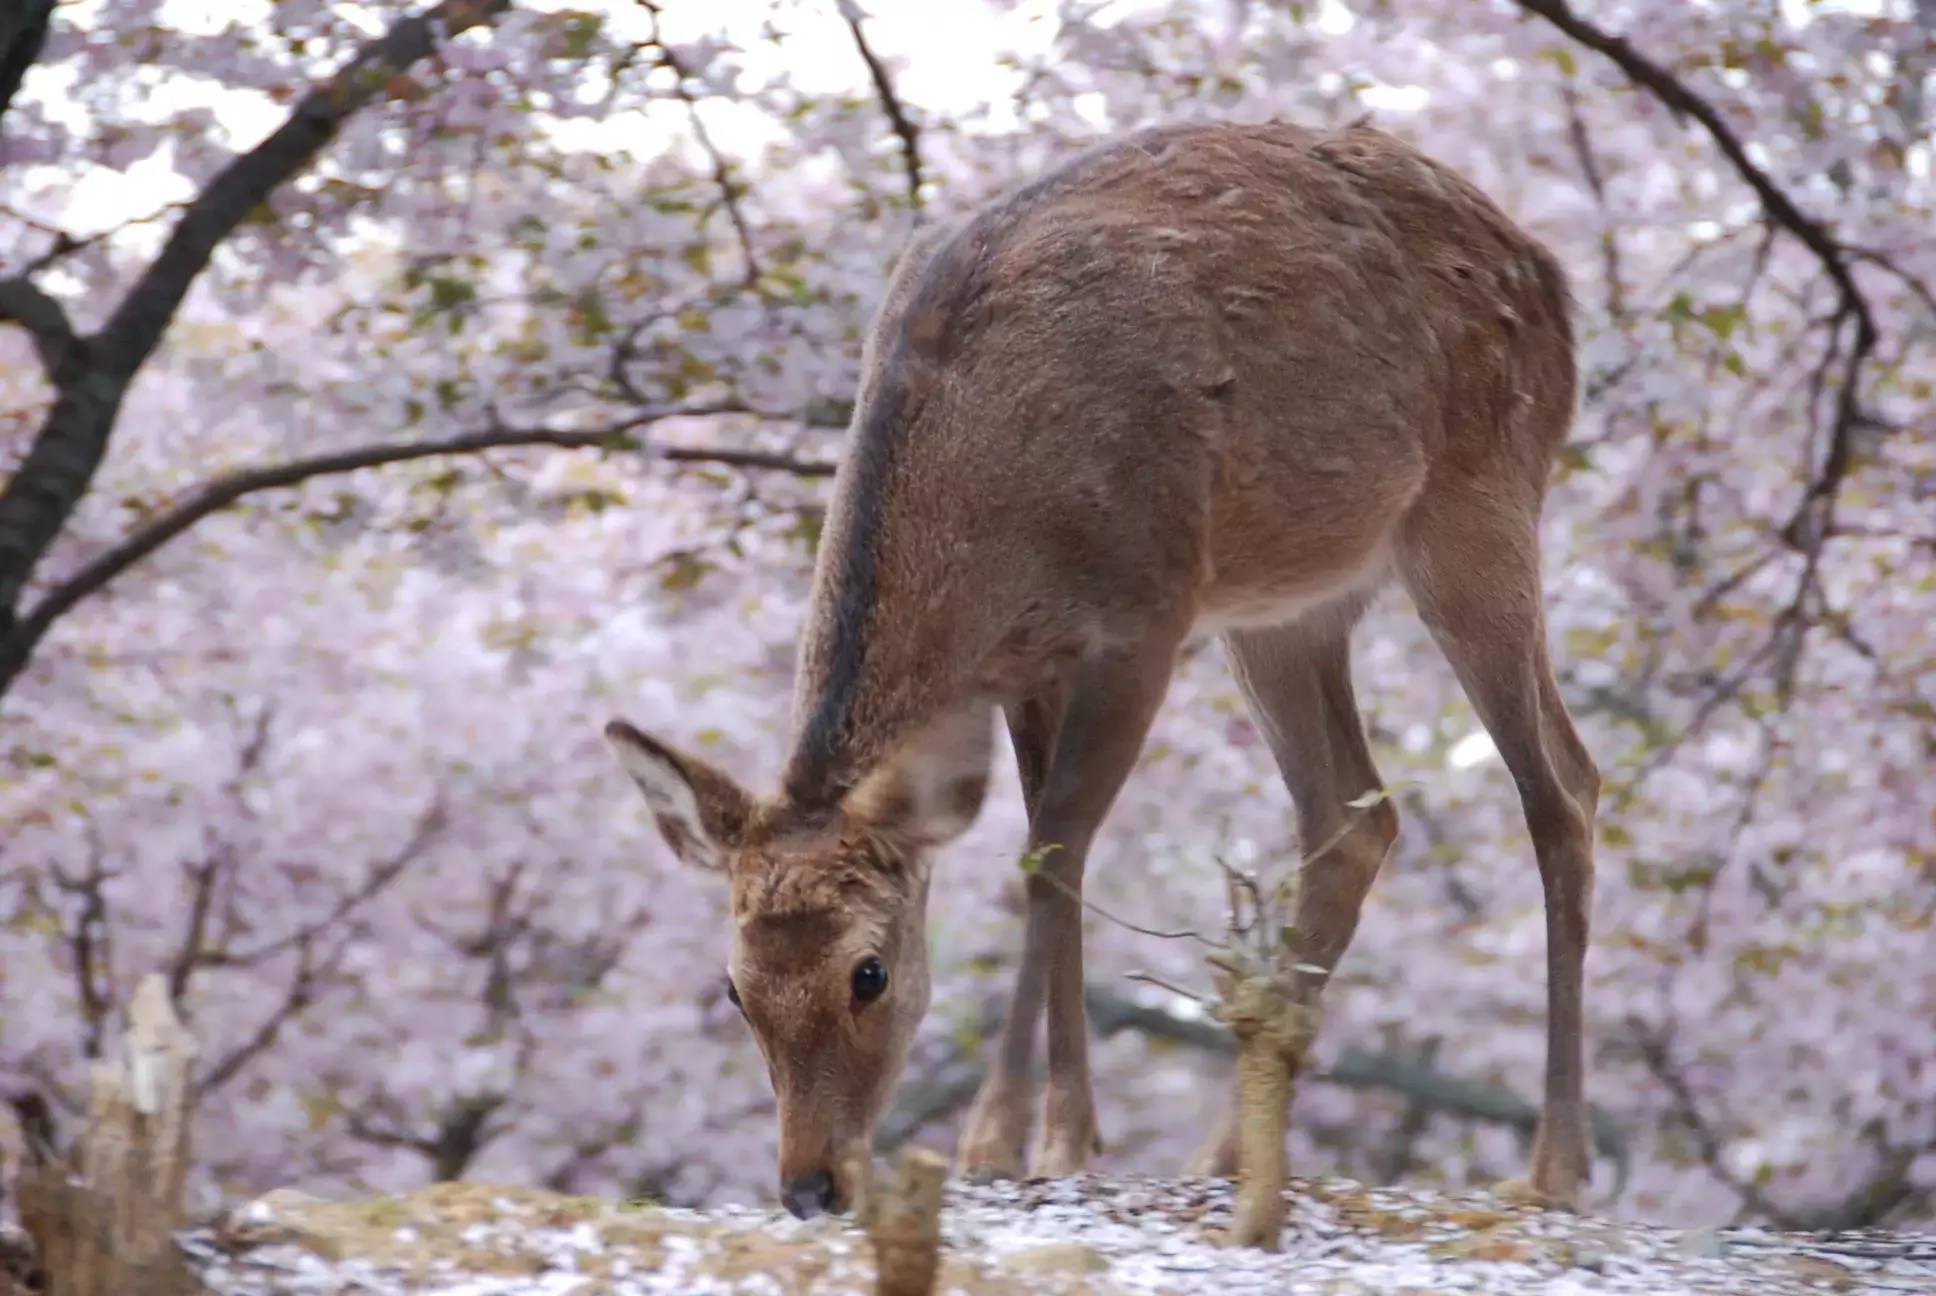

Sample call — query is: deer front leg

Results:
[955,956,1044,1182]
[958,696,1063,1182]
[1021,627,1183,1178]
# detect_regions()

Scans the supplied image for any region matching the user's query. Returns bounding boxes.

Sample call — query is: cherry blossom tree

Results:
[1,0,1931,1228]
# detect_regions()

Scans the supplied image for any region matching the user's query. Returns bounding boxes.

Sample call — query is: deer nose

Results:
[781,1169,837,1220]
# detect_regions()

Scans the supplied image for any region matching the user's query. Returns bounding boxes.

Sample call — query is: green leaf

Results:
[1019,844,1062,874]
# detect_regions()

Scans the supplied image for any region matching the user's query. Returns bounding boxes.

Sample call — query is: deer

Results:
[605,118,1600,1221]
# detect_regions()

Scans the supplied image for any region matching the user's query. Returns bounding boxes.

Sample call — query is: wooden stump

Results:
[867,1147,947,1296]
[15,974,198,1296]
[1211,965,1322,1252]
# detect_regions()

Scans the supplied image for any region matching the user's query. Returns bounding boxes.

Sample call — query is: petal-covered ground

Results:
[177,1175,1936,1295]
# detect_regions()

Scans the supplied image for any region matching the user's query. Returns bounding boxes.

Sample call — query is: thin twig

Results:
[1125,970,1208,1004]
[839,2,924,210]
[639,0,761,285]
[1024,856,1219,947]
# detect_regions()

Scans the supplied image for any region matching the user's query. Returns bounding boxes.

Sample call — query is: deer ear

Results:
[846,703,992,847]
[605,720,752,872]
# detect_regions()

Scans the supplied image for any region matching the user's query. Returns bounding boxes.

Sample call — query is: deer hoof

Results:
[955,1130,1025,1184]
[1028,1125,1098,1178]
[1493,1176,1578,1213]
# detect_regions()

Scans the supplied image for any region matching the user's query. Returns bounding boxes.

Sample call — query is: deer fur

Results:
[608,118,1600,1218]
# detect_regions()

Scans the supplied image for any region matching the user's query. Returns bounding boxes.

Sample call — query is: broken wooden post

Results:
[867,1146,947,1296]
[15,973,198,1296]
[1211,958,1320,1251]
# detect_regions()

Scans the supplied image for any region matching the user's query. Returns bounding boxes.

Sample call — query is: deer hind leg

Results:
[957,691,1065,1182]
[1192,605,1399,1177]
[1398,495,1599,1208]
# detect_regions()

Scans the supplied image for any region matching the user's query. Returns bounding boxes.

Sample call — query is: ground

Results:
[162,1174,1936,1295]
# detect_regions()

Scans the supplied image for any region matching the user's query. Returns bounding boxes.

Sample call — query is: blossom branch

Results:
[1512,0,1887,702]
[0,405,837,694]
[0,0,517,670]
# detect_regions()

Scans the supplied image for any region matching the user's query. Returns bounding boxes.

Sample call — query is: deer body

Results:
[610,120,1598,1219]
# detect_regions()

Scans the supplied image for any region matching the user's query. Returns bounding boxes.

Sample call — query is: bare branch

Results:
[1022,853,1219,947]
[1845,243,1936,322]
[8,1090,60,1166]
[169,707,276,1001]
[840,4,925,211]
[3,199,192,278]
[0,405,837,692]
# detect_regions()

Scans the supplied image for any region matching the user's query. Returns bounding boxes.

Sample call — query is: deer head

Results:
[603,705,991,1219]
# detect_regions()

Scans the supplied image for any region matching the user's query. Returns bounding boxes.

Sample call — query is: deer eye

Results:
[725,977,742,1010]
[851,956,888,1004]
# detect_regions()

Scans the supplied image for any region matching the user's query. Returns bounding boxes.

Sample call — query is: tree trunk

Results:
[1228,1035,1294,1249]
[1214,973,1319,1252]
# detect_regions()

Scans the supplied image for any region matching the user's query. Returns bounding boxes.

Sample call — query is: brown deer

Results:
[606,119,1599,1220]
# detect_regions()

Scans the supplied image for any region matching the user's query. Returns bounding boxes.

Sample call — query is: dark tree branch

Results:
[0,1,54,127]
[840,3,924,211]
[167,707,276,1001]
[429,1094,506,1181]
[0,0,513,662]
[0,405,837,695]
[0,276,79,377]
[1374,1037,1443,1184]
[194,936,325,1099]
[1845,244,1936,322]
[197,934,388,1133]
[46,828,117,1062]
[8,1091,60,1167]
